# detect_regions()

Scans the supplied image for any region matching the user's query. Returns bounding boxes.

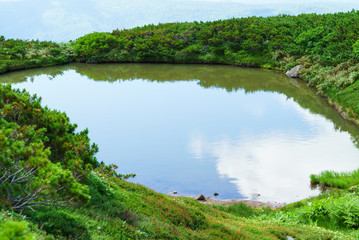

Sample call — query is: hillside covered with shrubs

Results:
[3,10,359,124]
[72,10,359,124]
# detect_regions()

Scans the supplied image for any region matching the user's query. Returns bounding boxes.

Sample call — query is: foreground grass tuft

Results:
[310,169,359,189]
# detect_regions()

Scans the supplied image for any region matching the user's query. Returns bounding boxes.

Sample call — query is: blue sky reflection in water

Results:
[1,64,359,203]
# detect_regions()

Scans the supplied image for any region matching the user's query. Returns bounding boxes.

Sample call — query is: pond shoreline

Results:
[2,62,359,207]
[2,61,357,127]
[193,196,287,209]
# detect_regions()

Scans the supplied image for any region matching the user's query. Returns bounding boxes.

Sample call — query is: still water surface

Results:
[2,63,359,203]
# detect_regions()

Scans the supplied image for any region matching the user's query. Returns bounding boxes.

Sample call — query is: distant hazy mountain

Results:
[1,0,358,42]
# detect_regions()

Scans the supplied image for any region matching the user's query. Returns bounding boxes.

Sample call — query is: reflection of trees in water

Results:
[2,63,359,147]
[0,66,67,83]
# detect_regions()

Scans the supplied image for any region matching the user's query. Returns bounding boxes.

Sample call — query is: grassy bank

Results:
[1,169,355,239]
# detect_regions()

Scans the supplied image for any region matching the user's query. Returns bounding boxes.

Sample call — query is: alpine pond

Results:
[2,63,359,203]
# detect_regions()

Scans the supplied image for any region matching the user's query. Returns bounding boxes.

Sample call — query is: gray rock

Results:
[286,65,301,78]
[252,193,261,198]
[173,191,177,194]
[286,236,295,240]
[349,185,359,193]
[195,194,205,201]
[214,192,219,196]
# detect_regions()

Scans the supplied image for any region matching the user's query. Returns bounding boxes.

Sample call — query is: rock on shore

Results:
[286,65,301,78]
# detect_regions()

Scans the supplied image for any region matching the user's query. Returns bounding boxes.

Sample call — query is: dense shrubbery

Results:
[255,193,359,235]
[0,36,74,73]
[311,169,359,190]
[74,32,120,62]
[74,11,359,68]
[71,11,359,123]
[29,209,90,239]
[0,220,34,240]
[0,84,99,211]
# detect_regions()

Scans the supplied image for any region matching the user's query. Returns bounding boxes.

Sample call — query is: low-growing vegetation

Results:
[311,169,359,190]
[0,36,74,74]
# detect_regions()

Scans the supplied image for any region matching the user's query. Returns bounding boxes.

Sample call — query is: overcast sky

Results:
[1,0,358,42]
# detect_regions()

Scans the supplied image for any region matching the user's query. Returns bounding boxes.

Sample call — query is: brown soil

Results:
[198,197,287,209]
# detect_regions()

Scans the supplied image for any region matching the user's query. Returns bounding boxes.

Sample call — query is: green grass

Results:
[212,203,272,218]
[0,172,353,239]
[253,192,359,239]
[310,169,359,190]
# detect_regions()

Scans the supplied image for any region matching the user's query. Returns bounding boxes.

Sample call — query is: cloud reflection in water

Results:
[190,96,359,203]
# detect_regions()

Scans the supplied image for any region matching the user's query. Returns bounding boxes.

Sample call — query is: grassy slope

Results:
[1,172,353,240]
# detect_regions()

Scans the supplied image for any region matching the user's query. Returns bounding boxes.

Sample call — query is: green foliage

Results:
[301,197,332,225]
[0,37,74,74]
[1,171,353,239]
[0,220,35,240]
[353,40,359,58]
[67,11,358,69]
[29,209,90,239]
[69,11,359,125]
[95,163,136,180]
[73,32,120,62]
[0,84,99,174]
[0,119,89,211]
[212,202,269,218]
[256,193,359,234]
[310,169,359,190]
[327,194,359,229]
[0,84,100,210]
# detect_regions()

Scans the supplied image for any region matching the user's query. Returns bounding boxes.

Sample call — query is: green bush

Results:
[310,169,359,190]
[84,173,140,225]
[301,198,331,224]
[0,61,8,73]
[73,32,120,62]
[353,40,359,57]
[327,194,359,229]
[264,194,359,230]
[0,220,35,240]
[0,85,100,211]
[29,209,90,239]
[0,37,73,73]
[213,203,260,218]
